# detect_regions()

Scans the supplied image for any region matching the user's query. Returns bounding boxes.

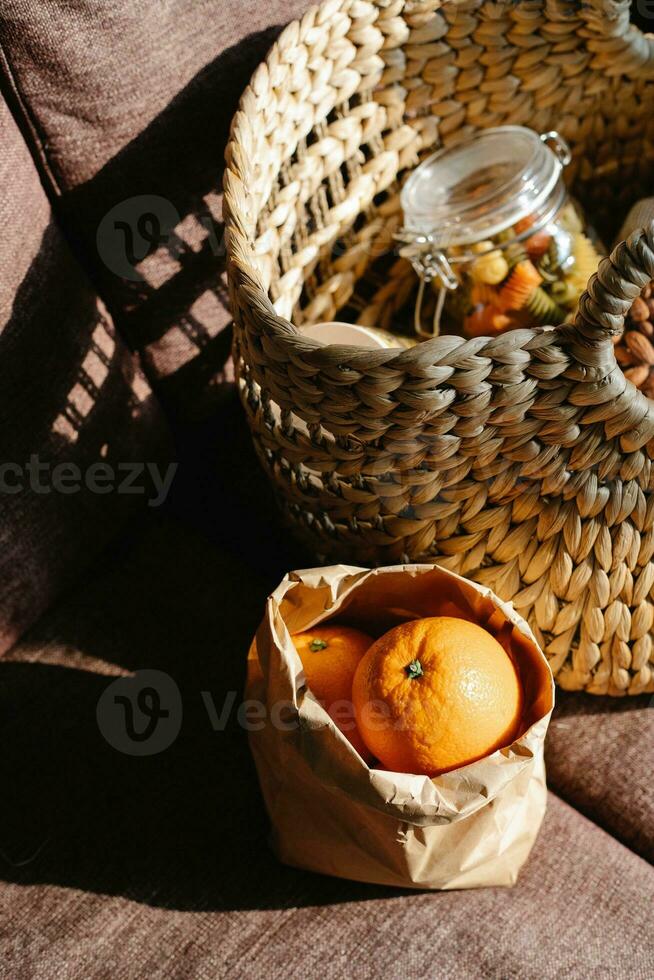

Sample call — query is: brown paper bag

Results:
[247,564,554,890]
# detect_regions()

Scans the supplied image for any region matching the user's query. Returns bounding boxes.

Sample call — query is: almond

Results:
[630,296,650,322]
[638,320,654,337]
[625,364,650,387]
[625,330,654,364]
[615,344,635,366]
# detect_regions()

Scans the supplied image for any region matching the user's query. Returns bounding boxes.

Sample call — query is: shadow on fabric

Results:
[56,27,284,423]
[0,518,399,911]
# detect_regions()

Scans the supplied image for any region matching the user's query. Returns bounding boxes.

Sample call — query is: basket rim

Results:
[224,232,556,370]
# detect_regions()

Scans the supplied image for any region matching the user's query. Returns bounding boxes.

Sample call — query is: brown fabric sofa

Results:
[0,3,652,977]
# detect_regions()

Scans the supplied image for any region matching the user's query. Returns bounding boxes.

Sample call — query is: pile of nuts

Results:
[614,282,654,398]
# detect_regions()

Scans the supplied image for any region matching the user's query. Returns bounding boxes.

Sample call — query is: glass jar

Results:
[399,127,604,339]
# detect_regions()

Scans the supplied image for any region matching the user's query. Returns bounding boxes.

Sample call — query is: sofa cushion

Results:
[546,691,654,864]
[0,794,651,979]
[0,93,170,654]
[1,517,653,978]
[0,0,310,417]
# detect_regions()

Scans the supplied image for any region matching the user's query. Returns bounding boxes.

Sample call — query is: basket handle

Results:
[572,222,654,451]
[575,223,654,345]
[581,0,654,79]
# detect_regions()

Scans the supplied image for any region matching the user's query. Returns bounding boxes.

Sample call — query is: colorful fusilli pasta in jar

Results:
[399,127,604,340]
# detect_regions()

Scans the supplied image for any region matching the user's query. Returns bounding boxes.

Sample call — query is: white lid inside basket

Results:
[401,126,566,247]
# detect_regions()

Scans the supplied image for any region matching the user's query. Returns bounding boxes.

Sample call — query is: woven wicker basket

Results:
[224,0,654,695]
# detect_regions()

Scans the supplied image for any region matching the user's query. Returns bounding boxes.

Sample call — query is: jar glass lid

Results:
[401,126,569,247]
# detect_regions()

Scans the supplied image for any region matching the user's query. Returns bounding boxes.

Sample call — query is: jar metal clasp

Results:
[395,231,458,338]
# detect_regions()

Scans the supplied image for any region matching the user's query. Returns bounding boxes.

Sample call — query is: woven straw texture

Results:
[224,0,654,695]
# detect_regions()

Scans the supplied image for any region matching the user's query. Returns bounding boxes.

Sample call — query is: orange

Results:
[293,625,374,760]
[352,617,523,776]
